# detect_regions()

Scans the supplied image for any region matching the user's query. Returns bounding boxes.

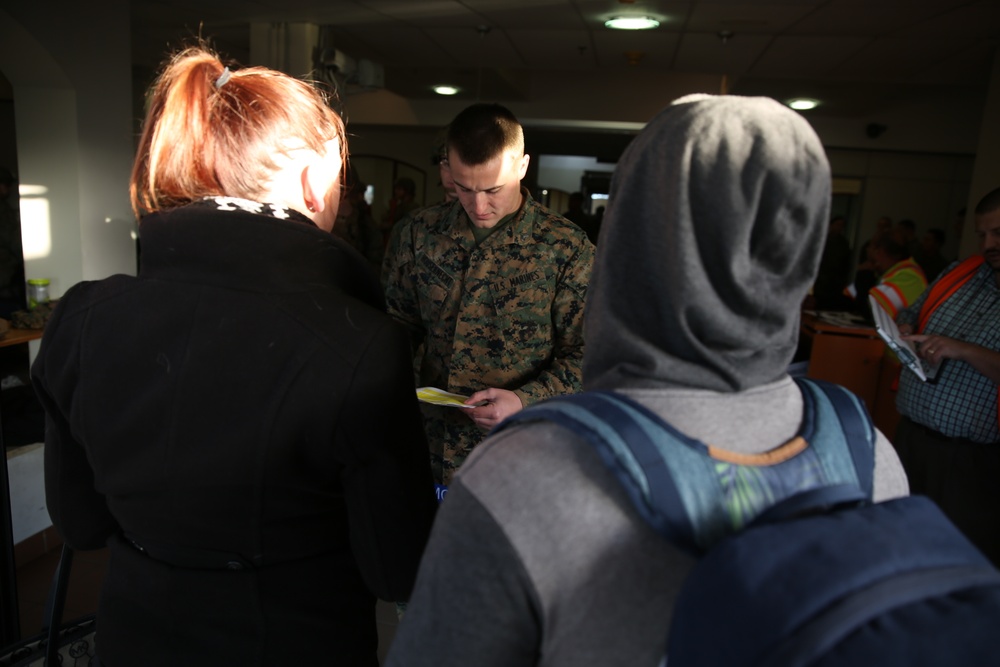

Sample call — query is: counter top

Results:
[0,328,43,349]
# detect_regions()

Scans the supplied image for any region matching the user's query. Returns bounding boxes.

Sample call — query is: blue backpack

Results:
[494,378,1000,666]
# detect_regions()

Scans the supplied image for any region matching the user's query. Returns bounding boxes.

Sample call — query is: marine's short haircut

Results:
[974,186,1000,216]
[446,103,524,166]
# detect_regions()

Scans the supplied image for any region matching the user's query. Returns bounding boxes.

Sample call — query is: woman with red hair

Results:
[32,46,435,666]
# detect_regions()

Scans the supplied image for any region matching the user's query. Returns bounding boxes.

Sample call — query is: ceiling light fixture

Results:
[433,85,460,96]
[605,16,660,30]
[787,98,819,111]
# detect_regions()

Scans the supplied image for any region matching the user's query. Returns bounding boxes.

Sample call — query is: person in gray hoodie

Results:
[385,94,909,667]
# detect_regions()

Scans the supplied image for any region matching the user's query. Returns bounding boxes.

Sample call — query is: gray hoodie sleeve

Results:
[385,479,541,667]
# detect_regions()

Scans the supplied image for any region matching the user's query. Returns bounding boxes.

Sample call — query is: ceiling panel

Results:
[121,0,997,138]
[683,2,817,33]
[342,26,458,65]
[788,0,956,37]
[423,26,526,67]
[466,0,588,29]
[590,29,682,68]
[903,0,1000,37]
[355,0,473,23]
[830,37,973,81]
[301,3,399,25]
[912,41,996,86]
[750,35,871,79]
[672,31,770,76]
[507,29,597,69]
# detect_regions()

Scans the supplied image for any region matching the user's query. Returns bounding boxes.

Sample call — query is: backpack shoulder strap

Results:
[494,391,697,549]
[496,380,878,551]
[750,378,876,526]
[794,377,876,498]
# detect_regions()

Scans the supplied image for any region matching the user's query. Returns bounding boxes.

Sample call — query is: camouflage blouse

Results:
[382,189,595,485]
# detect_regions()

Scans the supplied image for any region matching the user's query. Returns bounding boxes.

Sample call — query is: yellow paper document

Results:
[416,387,477,409]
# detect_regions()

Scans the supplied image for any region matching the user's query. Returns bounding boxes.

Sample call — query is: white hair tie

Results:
[215,67,232,89]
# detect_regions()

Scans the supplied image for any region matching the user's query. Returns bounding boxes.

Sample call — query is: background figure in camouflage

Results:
[382,103,594,486]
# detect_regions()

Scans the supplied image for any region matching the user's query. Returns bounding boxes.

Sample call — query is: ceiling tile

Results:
[123,0,997,133]
[355,0,473,23]
[683,1,819,33]
[591,29,682,68]
[673,32,770,76]
[831,37,973,81]
[750,35,871,78]
[787,0,949,36]
[342,26,458,66]
[423,26,526,66]
[912,41,996,85]
[902,0,1000,37]
[464,0,588,29]
[507,29,596,69]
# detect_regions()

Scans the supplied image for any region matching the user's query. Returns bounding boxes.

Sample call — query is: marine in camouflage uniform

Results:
[382,187,594,486]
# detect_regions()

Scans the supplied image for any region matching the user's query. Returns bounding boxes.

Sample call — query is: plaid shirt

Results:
[896,260,1000,442]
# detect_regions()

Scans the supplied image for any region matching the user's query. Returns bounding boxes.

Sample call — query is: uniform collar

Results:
[446,187,536,247]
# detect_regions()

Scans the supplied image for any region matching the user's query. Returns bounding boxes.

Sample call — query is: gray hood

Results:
[583,94,831,392]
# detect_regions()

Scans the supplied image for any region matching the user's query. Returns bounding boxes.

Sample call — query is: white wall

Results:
[14,86,84,297]
[6,444,47,543]
[806,96,983,156]
[0,2,136,296]
[0,2,136,544]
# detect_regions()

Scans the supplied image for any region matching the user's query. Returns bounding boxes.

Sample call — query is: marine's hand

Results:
[465,388,524,431]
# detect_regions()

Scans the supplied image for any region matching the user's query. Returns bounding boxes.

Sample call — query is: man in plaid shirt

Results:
[894,185,1000,566]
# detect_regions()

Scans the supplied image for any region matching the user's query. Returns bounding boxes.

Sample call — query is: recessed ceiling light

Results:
[433,85,460,96]
[605,16,660,30]
[788,98,819,111]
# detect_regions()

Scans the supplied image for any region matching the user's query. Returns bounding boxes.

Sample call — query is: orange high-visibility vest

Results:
[915,255,997,430]
[917,255,984,333]
[870,258,927,319]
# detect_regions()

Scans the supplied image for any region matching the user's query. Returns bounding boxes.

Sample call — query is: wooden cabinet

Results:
[800,313,885,414]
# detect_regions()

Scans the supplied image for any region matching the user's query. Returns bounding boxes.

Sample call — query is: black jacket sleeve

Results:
[32,291,120,550]
[339,317,437,601]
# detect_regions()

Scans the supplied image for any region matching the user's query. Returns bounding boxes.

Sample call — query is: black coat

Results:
[32,201,437,666]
